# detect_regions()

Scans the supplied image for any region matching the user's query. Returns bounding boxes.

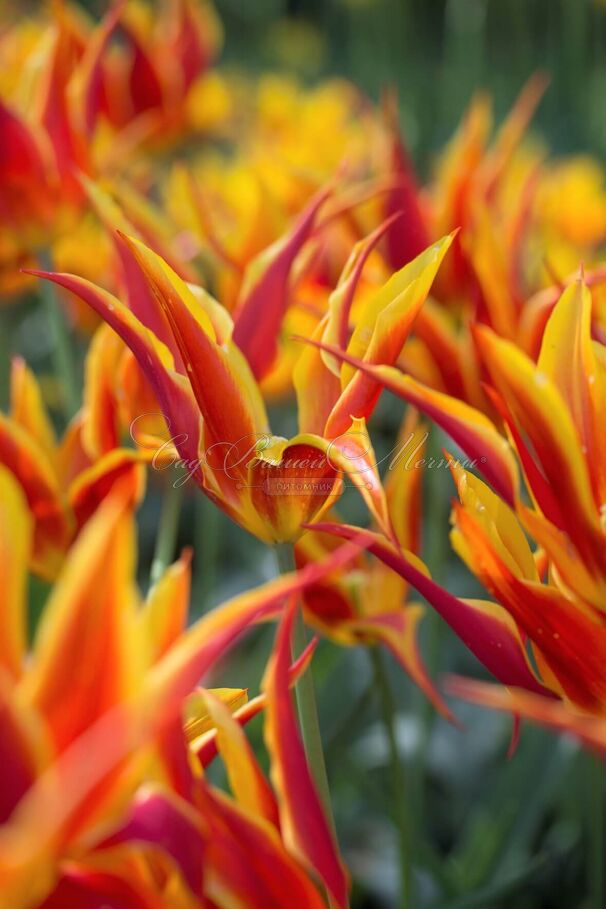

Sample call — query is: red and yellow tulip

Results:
[322,272,606,754]
[30,229,452,544]
[0,356,144,579]
[295,412,451,717]
[0,462,365,908]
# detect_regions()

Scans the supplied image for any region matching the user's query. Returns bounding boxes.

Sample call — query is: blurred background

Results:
[214,0,606,160]
[5,1,606,907]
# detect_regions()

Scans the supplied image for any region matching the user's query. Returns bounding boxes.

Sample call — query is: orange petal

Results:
[80,325,123,459]
[324,417,393,537]
[262,602,349,909]
[233,185,331,380]
[22,481,142,751]
[449,460,537,582]
[0,413,71,580]
[68,448,145,532]
[313,522,548,696]
[0,468,30,679]
[380,91,430,269]
[201,689,279,828]
[10,358,57,466]
[248,437,341,543]
[27,269,202,471]
[0,101,54,231]
[199,783,326,909]
[142,550,192,663]
[117,233,268,486]
[184,686,248,743]
[476,325,606,578]
[327,233,454,436]
[322,213,403,375]
[385,408,424,554]
[446,676,606,759]
[301,337,518,505]
[148,535,368,721]
[0,675,51,824]
[538,278,606,507]
[192,640,317,767]
[293,315,342,436]
[454,504,606,711]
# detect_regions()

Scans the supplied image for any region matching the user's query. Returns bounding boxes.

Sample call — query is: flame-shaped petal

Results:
[262,602,349,909]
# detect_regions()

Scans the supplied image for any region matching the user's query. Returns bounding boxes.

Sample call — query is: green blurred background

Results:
[213,0,606,161]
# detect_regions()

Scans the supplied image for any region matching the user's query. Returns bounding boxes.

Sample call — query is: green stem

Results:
[274,542,336,832]
[370,646,412,909]
[195,494,220,608]
[37,249,80,419]
[590,752,605,909]
[149,475,184,588]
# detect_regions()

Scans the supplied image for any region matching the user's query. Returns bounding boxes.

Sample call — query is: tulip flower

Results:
[78,0,223,148]
[0,356,145,579]
[29,229,452,544]
[322,273,606,755]
[0,462,365,908]
[295,412,452,717]
[377,78,606,417]
[0,0,224,298]
[0,14,88,288]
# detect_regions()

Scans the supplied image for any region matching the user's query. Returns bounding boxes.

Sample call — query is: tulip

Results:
[30,230,452,545]
[0,357,144,579]
[0,464,364,908]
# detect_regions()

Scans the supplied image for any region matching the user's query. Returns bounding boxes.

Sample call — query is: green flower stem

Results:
[370,646,412,909]
[149,475,184,588]
[590,752,605,909]
[37,249,80,420]
[274,542,335,832]
[195,494,220,608]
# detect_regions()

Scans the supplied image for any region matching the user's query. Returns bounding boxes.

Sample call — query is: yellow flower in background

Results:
[0,0,225,298]
[535,155,606,257]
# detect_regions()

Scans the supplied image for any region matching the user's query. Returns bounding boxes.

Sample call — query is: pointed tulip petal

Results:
[26,269,201,470]
[116,233,268,484]
[262,603,349,909]
[381,91,430,269]
[312,522,548,696]
[0,413,71,580]
[446,676,606,759]
[192,640,317,767]
[10,358,57,465]
[147,536,368,721]
[199,784,326,909]
[453,504,606,711]
[233,185,331,380]
[0,467,30,679]
[300,337,518,505]
[23,481,141,750]
[326,234,454,436]
[475,325,606,578]
[201,689,279,827]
